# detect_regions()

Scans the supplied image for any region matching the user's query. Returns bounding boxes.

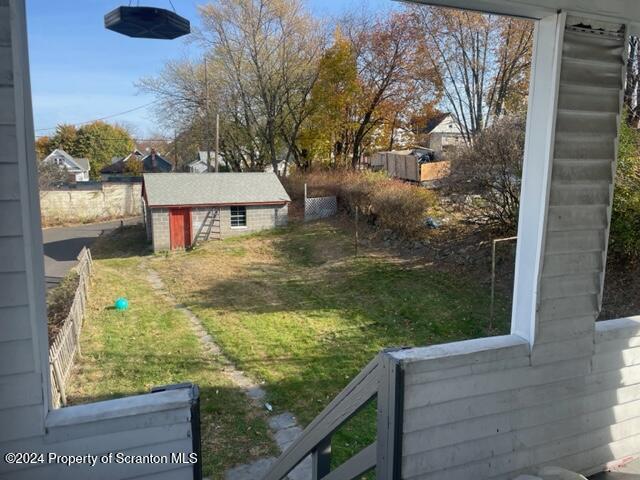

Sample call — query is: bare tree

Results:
[139,0,323,174]
[626,36,640,127]
[445,114,525,231]
[197,0,324,174]
[38,161,68,190]
[411,7,532,144]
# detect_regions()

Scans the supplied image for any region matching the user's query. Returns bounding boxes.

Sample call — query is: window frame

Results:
[230,206,247,228]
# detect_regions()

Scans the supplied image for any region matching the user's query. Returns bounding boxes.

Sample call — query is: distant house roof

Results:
[143,172,291,207]
[101,151,173,174]
[197,151,226,165]
[189,151,227,170]
[43,149,91,173]
[424,112,452,134]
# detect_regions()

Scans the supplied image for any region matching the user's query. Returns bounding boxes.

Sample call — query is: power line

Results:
[34,100,161,133]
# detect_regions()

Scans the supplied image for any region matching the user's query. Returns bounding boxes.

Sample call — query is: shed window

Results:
[230,206,247,227]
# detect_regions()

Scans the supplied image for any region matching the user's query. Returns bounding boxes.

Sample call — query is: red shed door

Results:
[169,208,191,249]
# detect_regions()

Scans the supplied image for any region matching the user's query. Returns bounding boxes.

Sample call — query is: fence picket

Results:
[48,247,94,408]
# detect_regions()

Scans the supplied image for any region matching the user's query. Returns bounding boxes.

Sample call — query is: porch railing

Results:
[262,349,404,480]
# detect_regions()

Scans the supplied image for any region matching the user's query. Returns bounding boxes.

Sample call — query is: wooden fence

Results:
[49,247,93,408]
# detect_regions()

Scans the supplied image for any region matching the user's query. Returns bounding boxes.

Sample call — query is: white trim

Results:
[399,0,640,27]
[510,12,566,346]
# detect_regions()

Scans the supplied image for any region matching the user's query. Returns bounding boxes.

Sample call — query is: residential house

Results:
[100,149,173,180]
[426,112,465,159]
[188,151,227,173]
[42,148,90,182]
[142,172,290,252]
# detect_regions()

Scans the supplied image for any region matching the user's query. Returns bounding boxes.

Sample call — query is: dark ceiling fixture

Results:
[104,5,190,40]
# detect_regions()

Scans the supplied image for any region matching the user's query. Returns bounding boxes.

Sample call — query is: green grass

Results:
[150,220,510,469]
[66,226,277,479]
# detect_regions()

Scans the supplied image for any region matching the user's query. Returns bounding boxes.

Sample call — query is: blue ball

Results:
[114,297,129,311]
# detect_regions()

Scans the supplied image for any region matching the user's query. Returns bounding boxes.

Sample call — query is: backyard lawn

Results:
[65,227,277,479]
[67,219,509,476]
[148,218,510,468]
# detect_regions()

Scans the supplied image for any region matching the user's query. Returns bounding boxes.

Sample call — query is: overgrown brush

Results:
[47,270,80,342]
[610,118,640,259]
[284,170,435,239]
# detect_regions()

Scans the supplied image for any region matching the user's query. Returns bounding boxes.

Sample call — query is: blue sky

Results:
[27,0,394,139]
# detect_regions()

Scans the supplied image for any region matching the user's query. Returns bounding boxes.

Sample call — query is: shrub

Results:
[47,270,80,342]
[610,119,640,259]
[38,161,68,190]
[285,169,435,239]
[444,115,526,233]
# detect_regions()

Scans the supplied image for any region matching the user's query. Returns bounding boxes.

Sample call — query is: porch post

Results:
[511,12,566,345]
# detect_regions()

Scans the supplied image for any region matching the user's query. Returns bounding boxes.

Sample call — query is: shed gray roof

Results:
[143,172,291,207]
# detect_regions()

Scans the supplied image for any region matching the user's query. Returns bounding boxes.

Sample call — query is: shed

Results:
[142,172,291,251]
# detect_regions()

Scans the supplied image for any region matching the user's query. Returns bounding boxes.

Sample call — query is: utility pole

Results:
[215,113,220,172]
[204,57,212,172]
[173,131,178,170]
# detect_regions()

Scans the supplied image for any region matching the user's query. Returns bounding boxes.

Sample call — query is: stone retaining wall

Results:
[40,183,142,225]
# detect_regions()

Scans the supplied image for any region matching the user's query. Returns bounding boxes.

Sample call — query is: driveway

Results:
[43,217,142,290]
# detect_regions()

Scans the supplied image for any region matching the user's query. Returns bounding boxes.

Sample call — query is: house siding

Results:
[0,0,48,456]
[1,389,196,480]
[397,320,640,479]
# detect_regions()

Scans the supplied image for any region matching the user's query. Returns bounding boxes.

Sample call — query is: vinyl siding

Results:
[397,320,640,479]
[0,0,47,450]
[0,389,197,480]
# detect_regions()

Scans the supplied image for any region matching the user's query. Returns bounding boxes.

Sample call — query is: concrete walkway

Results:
[43,217,141,289]
[144,266,311,480]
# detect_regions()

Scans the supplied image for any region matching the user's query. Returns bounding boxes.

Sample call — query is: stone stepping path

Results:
[144,266,310,480]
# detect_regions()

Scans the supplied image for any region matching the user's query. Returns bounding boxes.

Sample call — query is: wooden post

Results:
[355,206,359,258]
[312,435,332,479]
[204,57,212,173]
[51,358,67,406]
